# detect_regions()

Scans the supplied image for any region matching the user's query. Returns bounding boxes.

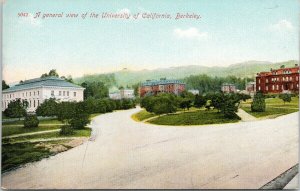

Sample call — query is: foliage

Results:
[69,102,90,129]
[23,114,39,128]
[41,69,59,78]
[4,99,28,119]
[60,75,73,83]
[56,102,77,124]
[141,94,177,115]
[194,94,207,108]
[184,74,253,94]
[148,110,239,126]
[279,93,292,104]
[178,97,192,111]
[36,98,58,117]
[251,92,266,112]
[81,81,109,99]
[2,80,10,90]
[59,125,74,135]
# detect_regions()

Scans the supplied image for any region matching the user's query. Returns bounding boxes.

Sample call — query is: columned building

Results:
[2,76,84,112]
[256,65,299,94]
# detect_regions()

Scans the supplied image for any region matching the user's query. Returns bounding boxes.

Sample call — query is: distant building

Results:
[2,76,84,112]
[246,82,256,95]
[188,89,199,95]
[256,64,299,94]
[109,89,135,100]
[221,83,237,93]
[139,78,185,97]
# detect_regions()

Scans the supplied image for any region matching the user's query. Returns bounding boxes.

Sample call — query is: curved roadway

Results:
[2,107,298,189]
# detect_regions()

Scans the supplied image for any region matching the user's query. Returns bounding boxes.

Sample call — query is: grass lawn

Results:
[241,97,299,118]
[2,142,52,172]
[131,110,157,121]
[2,127,91,173]
[3,118,62,125]
[2,125,62,137]
[148,110,239,126]
[3,128,92,144]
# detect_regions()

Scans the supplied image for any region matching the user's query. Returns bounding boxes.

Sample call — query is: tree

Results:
[24,114,39,128]
[141,94,177,115]
[69,102,90,129]
[61,75,73,83]
[36,98,58,116]
[41,69,59,78]
[279,93,292,104]
[251,92,266,112]
[4,99,28,119]
[179,97,192,111]
[194,94,206,108]
[81,81,109,99]
[2,80,9,90]
[56,102,76,124]
[210,93,225,112]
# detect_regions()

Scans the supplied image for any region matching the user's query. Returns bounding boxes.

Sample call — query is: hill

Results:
[74,60,299,87]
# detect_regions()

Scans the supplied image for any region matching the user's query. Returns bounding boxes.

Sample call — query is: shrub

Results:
[60,125,74,135]
[194,94,206,108]
[69,102,90,129]
[279,93,292,104]
[4,99,28,119]
[24,115,39,128]
[251,93,266,112]
[36,98,58,116]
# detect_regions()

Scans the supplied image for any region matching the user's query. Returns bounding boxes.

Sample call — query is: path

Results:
[236,108,258,122]
[3,129,60,139]
[2,107,298,189]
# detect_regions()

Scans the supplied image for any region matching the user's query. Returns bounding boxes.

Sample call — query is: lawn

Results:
[241,97,299,118]
[148,110,239,126]
[2,125,62,137]
[3,128,92,144]
[131,110,157,121]
[2,118,62,125]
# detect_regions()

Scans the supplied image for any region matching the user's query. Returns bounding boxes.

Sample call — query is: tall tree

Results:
[4,99,28,119]
[2,80,9,90]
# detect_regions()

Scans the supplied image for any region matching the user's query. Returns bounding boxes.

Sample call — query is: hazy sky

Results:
[3,0,299,83]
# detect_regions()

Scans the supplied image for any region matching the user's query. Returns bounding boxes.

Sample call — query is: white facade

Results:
[188,89,199,95]
[2,77,84,112]
[109,89,135,100]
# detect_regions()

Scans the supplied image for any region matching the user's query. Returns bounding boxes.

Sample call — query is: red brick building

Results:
[256,65,299,94]
[139,78,185,97]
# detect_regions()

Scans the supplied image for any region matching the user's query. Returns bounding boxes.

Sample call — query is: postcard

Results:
[1,0,299,189]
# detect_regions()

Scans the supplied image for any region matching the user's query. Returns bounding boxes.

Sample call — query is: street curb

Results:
[260,163,298,189]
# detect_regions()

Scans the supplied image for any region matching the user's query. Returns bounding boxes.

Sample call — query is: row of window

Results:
[3,91,40,99]
[258,83,299,91]
[51,90,76,97]
[259,76,299,84]
[2,99,40,109]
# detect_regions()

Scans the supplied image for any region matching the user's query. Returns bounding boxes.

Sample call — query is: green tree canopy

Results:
[4,99,28,119]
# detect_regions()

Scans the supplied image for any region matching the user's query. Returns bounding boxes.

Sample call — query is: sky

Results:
[3,0,299,83]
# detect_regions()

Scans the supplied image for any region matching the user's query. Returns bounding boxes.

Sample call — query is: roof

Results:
[3,76,84,93]
[141,79,185,86]
[257,66,299,77]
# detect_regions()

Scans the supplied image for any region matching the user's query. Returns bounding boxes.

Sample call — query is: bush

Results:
[36,98,58,116]
[69,102,90,129]
[251,93,266,112]
[279,93,292,104]
[60,125,74,135]
[4,99,28,119]
[24,115,39,128]
[194,94,206,108]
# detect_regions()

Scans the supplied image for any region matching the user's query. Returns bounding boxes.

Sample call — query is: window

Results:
[73,92,76,97]
[297,84,299,88]
[29,100,31,107]
[258,79,260,84]
[63,91,65,96]
[266,79,268,83]
[258,86,261,90]
[67,91,69,96]
[59,91,61,96]
[51,90,54,96]
[266,86,268,91]
[290,77,292,81]
[30,92,31,96]
[291,84,293,89]
[272,85,274,90]
[38,91,39,95]
[38,100,40,106]
[34,100,36,108]
[276,85,279,90]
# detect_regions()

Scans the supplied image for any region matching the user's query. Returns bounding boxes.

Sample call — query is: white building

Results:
[2,76,84,112]
[188,89,199,95]
[109,89,135,100]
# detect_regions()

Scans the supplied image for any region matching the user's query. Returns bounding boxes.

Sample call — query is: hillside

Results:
[74,60,299,87]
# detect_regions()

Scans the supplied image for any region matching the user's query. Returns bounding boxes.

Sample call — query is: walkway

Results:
[236,108,258,122]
